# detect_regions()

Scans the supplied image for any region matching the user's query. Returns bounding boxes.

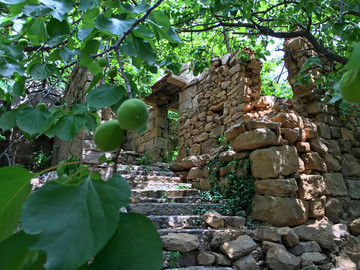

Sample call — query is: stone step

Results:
[163,267,234,270]
[148,215,204,229]
[132,189,200,198]
[131,197,200,204]
[128,202,224,216]
[122,174,182,183]
[118,168,176,177]
[129,181,191,190]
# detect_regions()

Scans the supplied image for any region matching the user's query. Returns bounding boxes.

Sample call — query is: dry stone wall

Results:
[178,49,263,161]
[177,38,360,228]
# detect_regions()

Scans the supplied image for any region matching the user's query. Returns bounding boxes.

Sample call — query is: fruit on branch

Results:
[107,68,117,78]
[18,38,29,47]
[97,57,107,67]
[340,70,360,104]
[93,120,125,152]
[36,103,47,110]
[117,98,149,130]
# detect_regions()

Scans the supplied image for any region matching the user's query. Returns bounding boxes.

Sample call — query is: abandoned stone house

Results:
[3,36,360,229]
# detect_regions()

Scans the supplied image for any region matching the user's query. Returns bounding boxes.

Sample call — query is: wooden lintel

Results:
[166,74,188,87]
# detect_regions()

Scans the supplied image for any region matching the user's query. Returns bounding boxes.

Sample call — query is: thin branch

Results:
[0,135,23,159]
[116,49,133,99]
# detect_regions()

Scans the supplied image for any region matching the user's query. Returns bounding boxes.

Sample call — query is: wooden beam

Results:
[166,74,187,87]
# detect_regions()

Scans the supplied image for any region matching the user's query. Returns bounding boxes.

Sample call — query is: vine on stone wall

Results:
[201,145,256,215]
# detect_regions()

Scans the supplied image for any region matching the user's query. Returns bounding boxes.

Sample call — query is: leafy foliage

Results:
[201,141,255,215]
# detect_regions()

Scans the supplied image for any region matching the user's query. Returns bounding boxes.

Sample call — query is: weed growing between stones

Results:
[168,251,181,269]
[201,153,256,216]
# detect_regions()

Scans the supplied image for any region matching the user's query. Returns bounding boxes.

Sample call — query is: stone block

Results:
[193,132,208,143]
[345,179,360,199]
[323,173,348,196]
[220,235,257,260]
[293,220,334,249]
[202,211,224,229]
[187,167,204,180]
[308,196,325,218]
[278,227,299,248]
[231,128,283,152]
[251,195,309,227]
[255,178,298,197]
[297,174,325,200]
[254,226,282,243]
[300,152,327,172]
[341,153,360,177]
[233,254,258,270]
[162,233,200,252]
[309,138,328,158]
[288,241,322,256]
[295,142,311,153]
[266,245,301,270]
[317,123,331,139]
[272,112,304,128]
[323,153,341,172]
[325,197,343,223]
[250,145,304,179]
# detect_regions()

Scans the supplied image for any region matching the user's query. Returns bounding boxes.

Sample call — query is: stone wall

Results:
[123,106,169,162]
[177,38,360,227]
[177,49,263,161]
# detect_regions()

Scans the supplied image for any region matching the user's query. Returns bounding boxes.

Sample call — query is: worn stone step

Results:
[128,202,224,216]
[129,181,191,190]
[122,174,182,182]
[131,197,200,203]
[132,189,200,198]
[163,267,234,270]
[148,215,204,229]
[118,169,176,177]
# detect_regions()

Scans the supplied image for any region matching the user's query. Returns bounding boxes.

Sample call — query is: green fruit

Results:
[117,98,149,130]
[18,38,29,47]
[340,70,360,104]
[93,120,124,152]
[97,57,107,67]
[108,68,117,78]
[36,103,47,110]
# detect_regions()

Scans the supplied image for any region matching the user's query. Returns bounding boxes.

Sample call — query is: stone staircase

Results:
[117,164,247,270]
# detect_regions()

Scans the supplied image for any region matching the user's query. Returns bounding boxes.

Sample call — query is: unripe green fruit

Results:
[18,38,29,47]
[97,57,107,67]
[107,68,117,78]
[117,98,149,130]
[36,103,47,110]
[340,70,360,104]
[93,120,124,152]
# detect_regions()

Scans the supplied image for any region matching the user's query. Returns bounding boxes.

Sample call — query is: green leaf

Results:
[59,47,78,62]
[22,4,52,17]
[85,73,103,93]
[95,15,135,36]
[0,0,26,3]
[83,113,97,133]
[119,2,150,14]
[86,84,125,110]
[133,36,156,65]
[0,230,38,270]
[16,107,52,135]
[28,63,56,80]
[22,175,131,270]
[90,212,163,270]
[148,10,171,31]
[0,110,18,131]
[87,61,103,76]
[78,28,94,41]
[10,75,26,97]
[0,60,24,76]
[79,39,99,66]
[0,166,34,242]
[26,20,48,45]
[53,114,87,141]
[79,0,101,10]
[46,18,70,37]
[0,43,23,61]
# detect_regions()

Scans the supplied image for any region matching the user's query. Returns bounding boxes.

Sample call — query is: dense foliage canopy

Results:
[0,1,359,269]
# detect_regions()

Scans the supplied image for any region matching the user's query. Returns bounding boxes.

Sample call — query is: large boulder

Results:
[230,128,283,152]
[252,195,309,227]
[250,145,304,179]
